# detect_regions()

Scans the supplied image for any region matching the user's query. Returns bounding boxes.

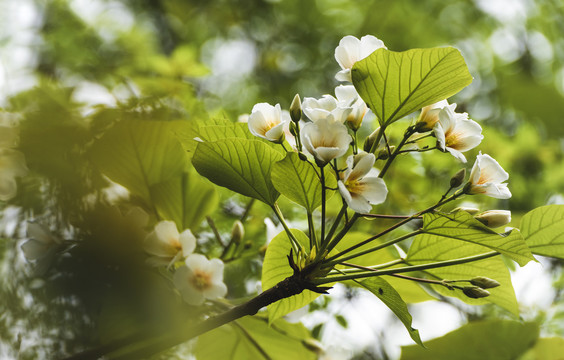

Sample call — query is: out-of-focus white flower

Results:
[466,153,512,199]
[0,148,29,201]
[21,222,62,262]
[302,95,352,124]
[248,103,290,143]
[433,104,483,162]
[338,153,388,213]
[301,118,352,166]
[475,210,512,228]
[335,85,373,130]
[173,253,228,305]
[143,220,196,268]
[335,35,386,82]
[416,100,449,132]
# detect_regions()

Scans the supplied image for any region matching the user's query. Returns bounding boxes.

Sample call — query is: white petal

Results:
[348,153,375,181]
[186,253,209,271]
[359,177,388,205]
[346,192,372,214]
[433,123,446,151]
[335,35,361,70]
[21,239,51,261]
[265,122,286,142]
[27,223,53,244]
[179,230,197,257]
[338,180,353,206]
[335,69,352,82]
[203,281,228,300]
[476,154,509,184]
[359,35,386,59]
[446,148,467,163]
[335,85,358,103]
[155,221,180,243]
[208,258,225,283]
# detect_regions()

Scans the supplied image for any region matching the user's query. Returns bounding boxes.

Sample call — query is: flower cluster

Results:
[0,115,28,201]
[143,220,227,305]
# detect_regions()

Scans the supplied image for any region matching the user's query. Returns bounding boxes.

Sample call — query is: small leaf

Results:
[271,152,336,213]
[192,138,283,205]
[262,229,319,323]
[359,277,423,346]
[521,205,564,259]
[352,47,472,126]
[400,320,539,360]
[421,211,534,266]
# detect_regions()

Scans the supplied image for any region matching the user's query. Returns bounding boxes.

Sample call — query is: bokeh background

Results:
[1,0,564,359]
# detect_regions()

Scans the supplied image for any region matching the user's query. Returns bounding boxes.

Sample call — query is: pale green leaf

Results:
[91,120,188,201]
[352,47,472,126]
[150,168,218,230]
[519,337,564,360]
[359,277,423,346]
[192,138,283,205]
[407,230,519,315]
[421,211,534,266]
[400,320,539,360]
[521,205,564,259]
[271,152,336,213]
[194,316,317,360]
[262,229,319,323]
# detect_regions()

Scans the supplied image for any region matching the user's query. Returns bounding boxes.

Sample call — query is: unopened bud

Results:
[450,168,466,188]
[474,210,511,228]
[470,276,500,289]
[462,286,490,299]
[231,220,244,244]
[302,338,324,354]
[298,152,308,161]
[290,94,302,123]
[376,146,393,160]
[289,121,298,137]
[363,127,382,153]
[452,207,480,215]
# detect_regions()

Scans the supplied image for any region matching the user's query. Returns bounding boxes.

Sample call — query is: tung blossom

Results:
[335,35,386,82]
[335,85,373,130]
[248,103,289,143]
[302,95,352,124]
[433,104,483,162]
[466,152,512,199]
[338,153,388,213]
[143,220,196,268]
[173,253,228,305]
[21,222,62,262]
[416,100,449,132]
[301,118,352,166]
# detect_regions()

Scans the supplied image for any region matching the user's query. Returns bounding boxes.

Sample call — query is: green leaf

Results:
[519,337,564,360]
[407,229,519,315]
[150,168,218,230]
[421,211,534,266]
[400,320,539,360]
[90,120,188,201]
[352,47,473,126]
[359,277,424,346]
[271,152,336,213]
[521,205,564,259]
[262,229,319,323]
[194,316,317,360]
[192,138,283,205]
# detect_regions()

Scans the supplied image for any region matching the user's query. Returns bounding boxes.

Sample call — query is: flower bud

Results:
[363,127,382,153]
[470,276,500,289]
[231,220,244,244]
[474,210,511,228]
[462,286,490,298]
[376,146,393,160]
[290,94,302,123]
[289,121,298,137]
[450,168,466,188]
[452,206,480,215]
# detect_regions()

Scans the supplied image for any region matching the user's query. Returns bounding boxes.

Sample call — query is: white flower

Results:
[466,153,512,199]
[338,153,388,213]
[335,35,386,82]
[248,103,290,143]
[335,85,373,130]
[0,148,29,201]
[302,95,352,124]
[416,100,449,132]
[301,118,352,166]
[143,220,196,268]
[475,210,512,228]
[173,253,228,305]
[21,222,62,262]
[433,104,483,162]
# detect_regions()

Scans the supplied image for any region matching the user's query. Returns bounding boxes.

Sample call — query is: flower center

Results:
[190,270,212,291]
[169,237,182,250]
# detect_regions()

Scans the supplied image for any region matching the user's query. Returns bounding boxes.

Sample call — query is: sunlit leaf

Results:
[262,229,319,323]
[192,138,283,205]
[359,277,423,346]
[521,205,564,259]
[400,320,539,360]
[352,47,472,126]
[421,211,534,266]
[271,152,336,213]
[518,337,564,360]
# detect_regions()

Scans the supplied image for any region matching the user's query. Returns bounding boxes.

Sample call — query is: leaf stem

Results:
[378,125,416,179]
[206,216,226,249]
[271,203,300,253]
[324,204,347,245]
[307,212,317,250]
[320,166,326,247]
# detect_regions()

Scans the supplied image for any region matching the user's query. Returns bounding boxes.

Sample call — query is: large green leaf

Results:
[262,229,319,323]
[519,337,564,360]
[192,138,283,205]
[90,120,189,201]
[421,212,534,266]
[520,205,564,259]
[271,152,336,213]
[194,316,317,360]
[351,47,472,126]
[407,230,519,315]
[400,320,539,360]
[359,277,423,346]
[150,168,218,230]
